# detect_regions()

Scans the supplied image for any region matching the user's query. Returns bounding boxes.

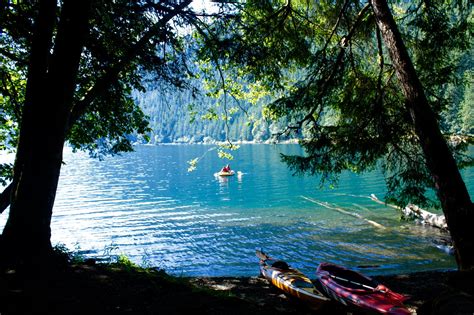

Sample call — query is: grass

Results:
[1,246,276,315]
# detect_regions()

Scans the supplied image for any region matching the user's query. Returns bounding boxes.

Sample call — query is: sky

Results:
[190,0,219,13]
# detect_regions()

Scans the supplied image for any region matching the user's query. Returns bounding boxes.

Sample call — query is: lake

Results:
[1,144,473,277]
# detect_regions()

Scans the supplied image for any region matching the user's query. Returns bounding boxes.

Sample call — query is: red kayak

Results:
[316,262,411,314]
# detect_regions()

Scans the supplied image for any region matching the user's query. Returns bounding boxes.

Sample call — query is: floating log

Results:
[369,194,448,230]
[367,195,453,255]
[369,194,399,209]
[401,204,448,231]
[301,196,386,230]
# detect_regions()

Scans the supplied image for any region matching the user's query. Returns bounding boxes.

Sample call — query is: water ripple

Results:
[2,145,471,276]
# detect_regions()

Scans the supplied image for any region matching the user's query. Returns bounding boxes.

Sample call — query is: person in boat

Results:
[221,164,231,173]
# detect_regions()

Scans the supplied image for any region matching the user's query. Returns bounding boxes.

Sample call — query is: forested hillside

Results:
[133,46,472,145]
[132,80,290,144]
[440,41,474,136]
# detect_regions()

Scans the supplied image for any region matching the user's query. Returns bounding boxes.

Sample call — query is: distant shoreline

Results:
[134,139,301,146]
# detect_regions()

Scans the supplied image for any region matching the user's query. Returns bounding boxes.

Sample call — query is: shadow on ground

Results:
[1,263,473,314]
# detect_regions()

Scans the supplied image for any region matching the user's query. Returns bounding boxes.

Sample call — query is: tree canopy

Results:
[0,0,473,269]
[194,0,473,208]
[0,0,207,264]
[0,1,199,161]
[192,0,474,269]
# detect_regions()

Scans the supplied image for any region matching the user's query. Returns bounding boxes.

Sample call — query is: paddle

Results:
[329,274,378,291]
[327,274,407,301]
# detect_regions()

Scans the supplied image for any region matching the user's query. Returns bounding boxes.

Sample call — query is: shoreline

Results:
[189,269,474,314]
[133,139,301,146]
[1,261,473,314]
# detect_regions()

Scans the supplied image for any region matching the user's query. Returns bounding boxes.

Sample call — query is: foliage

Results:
[0,0,196,178]
[1,0,472,209]
[0,163,13,186]
[458,70,474,135]
[133,76,292,144]
[64,0,195,158]
[113,254,140,271]
[0,1,29,183]
[195,0,473,208]
[52,243,85,265]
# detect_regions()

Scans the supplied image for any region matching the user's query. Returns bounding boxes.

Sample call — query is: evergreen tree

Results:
[196,0,474,269]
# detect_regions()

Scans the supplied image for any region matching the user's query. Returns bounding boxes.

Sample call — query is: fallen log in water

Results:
[301,196,386,230]
[369,194,448,230]
[345,194,453,254]
[401,204,448,231]
[369,194,399,209]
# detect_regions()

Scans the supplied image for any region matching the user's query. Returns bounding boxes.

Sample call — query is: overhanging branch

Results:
[294,3,372,130]
[68,0,192,129]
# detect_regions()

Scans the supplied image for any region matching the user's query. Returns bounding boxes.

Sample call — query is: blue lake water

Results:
[1,144,473,277]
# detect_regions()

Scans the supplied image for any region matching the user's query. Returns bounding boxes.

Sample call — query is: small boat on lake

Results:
[316,262,411,314]
[256,250,329,309]
[217,170,235,176]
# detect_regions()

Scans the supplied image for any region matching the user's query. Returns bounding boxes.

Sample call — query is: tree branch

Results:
[0,48,28,66]
[0,183,12,214]
[68,0,192,129]
[298,3,372,128]
[0,1,192,214]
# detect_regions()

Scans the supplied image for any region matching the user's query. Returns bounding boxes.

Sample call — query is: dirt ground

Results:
[0,262,473,314]
[189,270,474,314]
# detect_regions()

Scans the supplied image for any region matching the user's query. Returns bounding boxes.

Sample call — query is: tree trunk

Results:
[370,0,474,270]
[0,1,193,217]
[1,0,91,266]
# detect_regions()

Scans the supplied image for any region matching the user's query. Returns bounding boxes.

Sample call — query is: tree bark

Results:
[1,0,92,265]
[0,183,12,214]
[370,0,474,270]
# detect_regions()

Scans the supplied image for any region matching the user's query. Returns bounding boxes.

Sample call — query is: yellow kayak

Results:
[256,250,329,309]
